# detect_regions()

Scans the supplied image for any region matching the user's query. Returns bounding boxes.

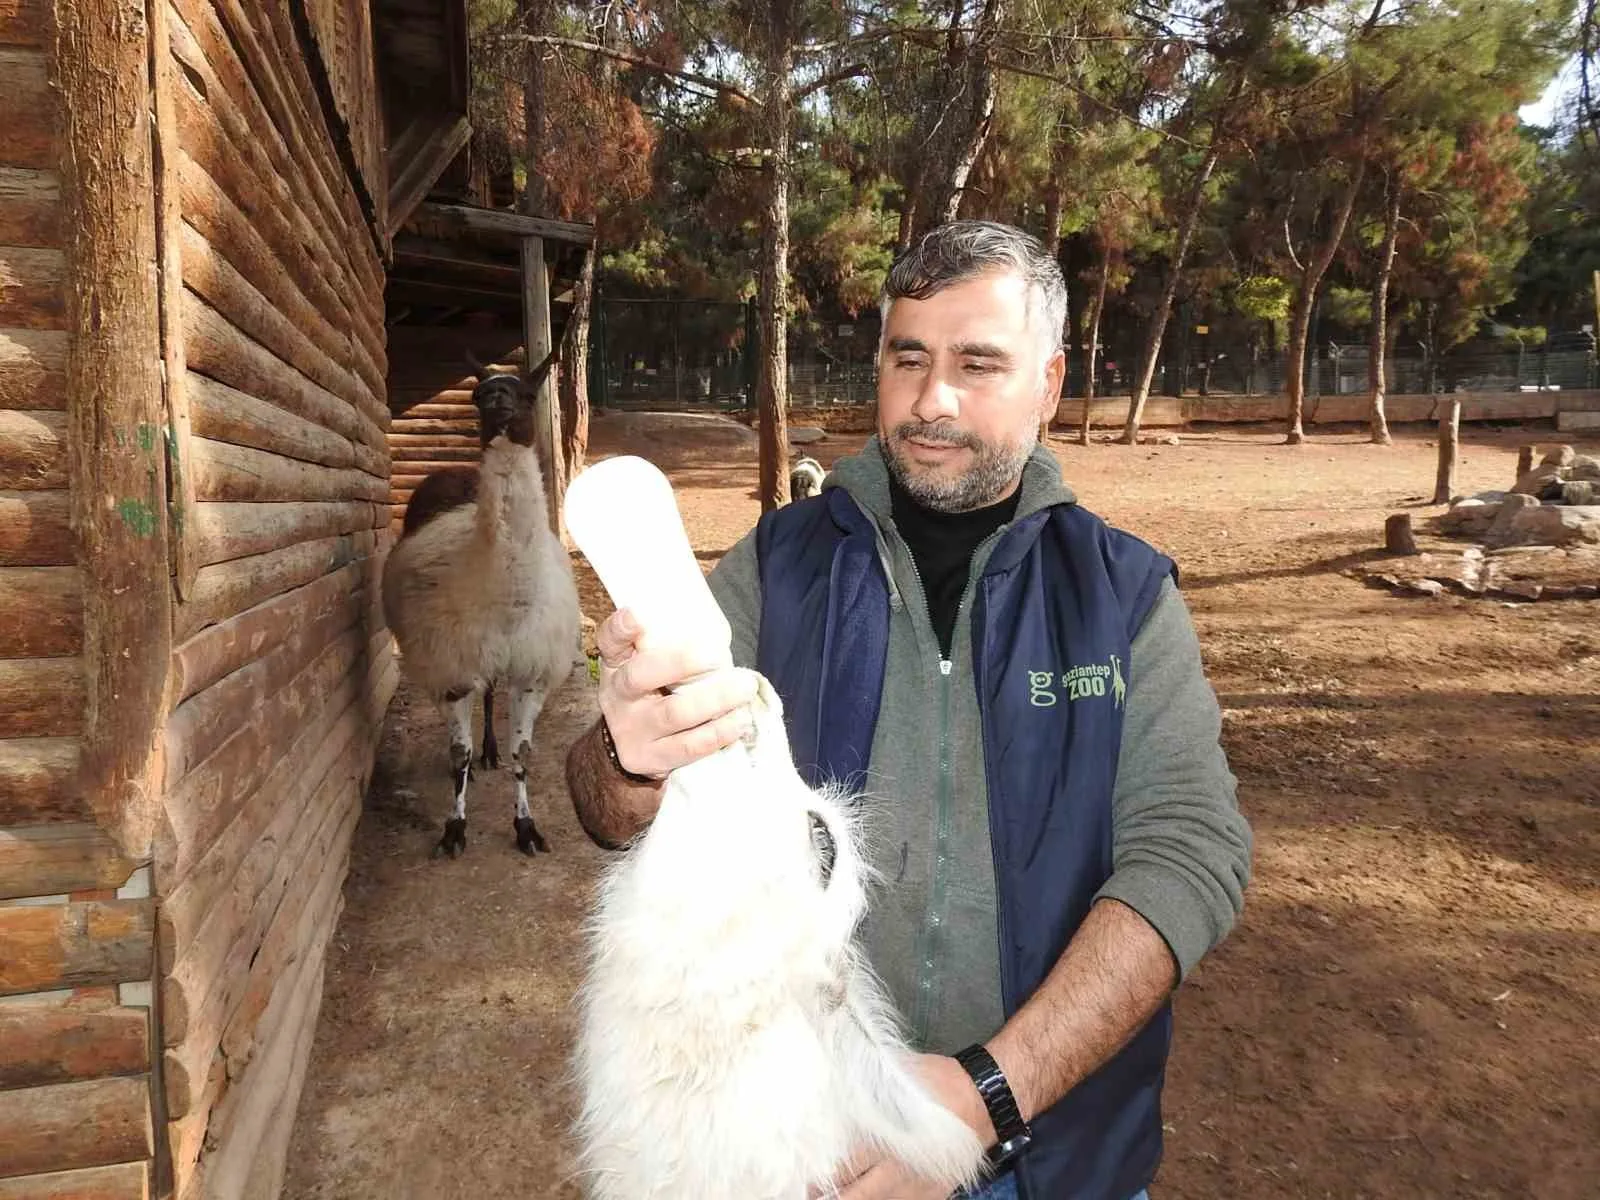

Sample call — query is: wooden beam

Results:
[0,566,81,658]
[0,46,52,169]
[521,235,562,535]
[0,409,66,488]
[0,165,60,247]
[0,656,84,738]
[0,1077,151,1179]
[0,737,81,825]
[0,329,66,410]
[57,0,172,859]
[415,200,594,245]
[0,1163,149,1200]
[0,1005,148,1089]
[0,900,153,996]
[386,114,472,237]
[0,1,49,47]
[0,824,134,901]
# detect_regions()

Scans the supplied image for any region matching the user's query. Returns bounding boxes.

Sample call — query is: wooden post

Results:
[521,234,562,535]
[56,0,175,856]
[1516,444,1537,478]
[150,0,197,598]
[1433,395,1461,505]
[1384,513,1417,555]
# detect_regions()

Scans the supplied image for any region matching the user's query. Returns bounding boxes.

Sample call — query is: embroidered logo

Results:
[1028,670,1057,707]
[1027,656,1127,709]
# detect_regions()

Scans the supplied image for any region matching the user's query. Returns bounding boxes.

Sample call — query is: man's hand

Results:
[597,607,761,780]
[816,1054,996,1200]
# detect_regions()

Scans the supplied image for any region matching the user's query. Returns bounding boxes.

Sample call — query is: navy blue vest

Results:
[754,486,1177,1200]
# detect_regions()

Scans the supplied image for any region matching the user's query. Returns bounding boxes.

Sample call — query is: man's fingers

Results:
[672,706,757,763]
[654,670,761,735]
[595,609,640,667]
[613,644,744,699]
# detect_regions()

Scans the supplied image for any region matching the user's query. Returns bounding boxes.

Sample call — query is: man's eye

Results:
[895,357,925,370]
[965,362,1000,375]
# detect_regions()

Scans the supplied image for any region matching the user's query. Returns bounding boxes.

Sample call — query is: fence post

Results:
[590,289,610,410]
[743,298,759,412]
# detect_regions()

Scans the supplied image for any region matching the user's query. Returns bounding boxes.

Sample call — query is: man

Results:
[564,220,1252,1200]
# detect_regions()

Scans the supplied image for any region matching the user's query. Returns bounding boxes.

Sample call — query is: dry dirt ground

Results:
[284,413,1599,1200]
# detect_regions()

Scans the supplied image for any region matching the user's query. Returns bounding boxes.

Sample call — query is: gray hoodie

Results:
[708,439,1251,1053]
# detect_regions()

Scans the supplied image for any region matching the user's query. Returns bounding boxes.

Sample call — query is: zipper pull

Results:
[939,659,952,676]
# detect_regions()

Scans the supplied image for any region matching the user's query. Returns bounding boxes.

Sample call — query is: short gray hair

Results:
[879,221,1068,356]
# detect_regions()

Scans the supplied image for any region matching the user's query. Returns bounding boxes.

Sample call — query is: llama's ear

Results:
[524,347,560,395]
[464,350,490,381]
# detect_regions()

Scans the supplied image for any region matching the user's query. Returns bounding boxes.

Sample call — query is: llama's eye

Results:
[807,811,836,887]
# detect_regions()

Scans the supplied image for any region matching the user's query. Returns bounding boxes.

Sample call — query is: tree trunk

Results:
[1038,172,1066,442]
[520,1,552,218]
[914,0,1007,238]
[1080,241,1111,447]
[1285,160,1366,445]
[1433,395,1461,504]
[559,247,594,473]
[756,20,794,512]
[1121,141,1221,444]
[1368,181,1401,445]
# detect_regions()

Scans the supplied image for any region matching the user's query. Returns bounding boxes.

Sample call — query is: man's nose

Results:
[911,371,960,423]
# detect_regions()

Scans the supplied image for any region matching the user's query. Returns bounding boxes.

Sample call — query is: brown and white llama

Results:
[381,350,581,857]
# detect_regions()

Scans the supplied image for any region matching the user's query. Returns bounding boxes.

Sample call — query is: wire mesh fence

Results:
[589,295,1599,410]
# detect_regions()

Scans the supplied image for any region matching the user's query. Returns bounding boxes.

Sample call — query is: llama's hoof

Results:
[514,816,549,855]
[433,818,468,858]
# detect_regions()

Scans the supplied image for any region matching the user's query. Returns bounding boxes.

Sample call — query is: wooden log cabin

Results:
[0,2,587,1195]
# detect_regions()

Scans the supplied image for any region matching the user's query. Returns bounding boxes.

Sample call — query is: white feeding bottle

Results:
[562,454,733,680]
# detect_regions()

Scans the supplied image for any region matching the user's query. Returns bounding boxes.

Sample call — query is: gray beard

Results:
[879,421,1034,512]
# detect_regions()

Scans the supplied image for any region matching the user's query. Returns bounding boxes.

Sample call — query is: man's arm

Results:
[564,721,664,849]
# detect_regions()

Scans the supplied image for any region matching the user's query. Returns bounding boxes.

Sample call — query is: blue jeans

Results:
[966,1178,1148,1200]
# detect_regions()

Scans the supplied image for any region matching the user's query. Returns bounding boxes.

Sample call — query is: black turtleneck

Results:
[887,472,1022,660]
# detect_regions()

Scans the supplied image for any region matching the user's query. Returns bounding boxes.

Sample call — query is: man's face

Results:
[876,271,1064,512]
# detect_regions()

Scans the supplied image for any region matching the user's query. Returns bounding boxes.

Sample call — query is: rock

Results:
[1384,513,1418,555]
[1498,580,1544,600]
[789,426,827,445]
[1539,444,1576,468]
[1485,493,1540,545]
[1405,578,1446,596]
[1569,455,1600,482]
[1511,465,1563,496]
[1498,504,1600,548]
[1469,490,1509,504]
[1559,481,1599,506]
[1438,498,1502,536]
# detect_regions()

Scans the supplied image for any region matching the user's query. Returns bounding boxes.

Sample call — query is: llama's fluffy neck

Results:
[474,434,549,547]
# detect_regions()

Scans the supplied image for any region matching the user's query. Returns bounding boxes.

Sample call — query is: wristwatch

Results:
[953,1043,1033,1172]
[599,717,662,785]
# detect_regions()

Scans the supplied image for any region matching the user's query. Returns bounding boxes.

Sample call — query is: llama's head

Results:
[470,349,558,448]
[790,456,825,501]
[596,677,870,1033]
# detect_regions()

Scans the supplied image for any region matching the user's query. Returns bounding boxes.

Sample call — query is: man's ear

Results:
[1041,347,1066,420]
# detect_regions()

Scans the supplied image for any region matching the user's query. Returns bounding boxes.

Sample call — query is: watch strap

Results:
[953,1043,1031,1158]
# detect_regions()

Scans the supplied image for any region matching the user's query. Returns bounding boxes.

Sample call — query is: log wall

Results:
[151,0,395,1195]
[1,2,158,1189]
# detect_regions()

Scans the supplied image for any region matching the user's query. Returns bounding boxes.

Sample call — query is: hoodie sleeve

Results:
[1094,575,1253,979]
[707,528,762,670]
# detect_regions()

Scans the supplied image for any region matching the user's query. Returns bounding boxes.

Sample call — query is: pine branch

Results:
[510,34,761,107]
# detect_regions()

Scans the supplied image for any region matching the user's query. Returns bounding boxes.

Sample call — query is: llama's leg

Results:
[509,683,550,855]
[434,690,474,858]
[480,685,500,769]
